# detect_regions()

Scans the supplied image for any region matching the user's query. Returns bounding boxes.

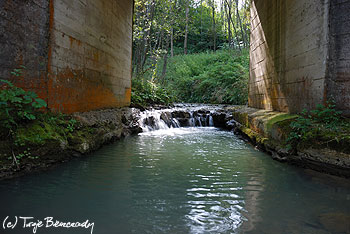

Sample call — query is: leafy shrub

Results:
[0,67,48,169]
[131,78,174,106]
[161,49,249,104]
[309,102,342,128]
[0,79,47,135]
[286,101,345,149]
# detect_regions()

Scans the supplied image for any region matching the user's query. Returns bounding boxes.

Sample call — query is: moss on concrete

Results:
[265,114,297,132]
[240,126,268,145]
[264,113,298,143]
[232,111,249,127]
[230,106,350,177]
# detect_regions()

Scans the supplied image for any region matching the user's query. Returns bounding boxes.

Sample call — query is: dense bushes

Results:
[162,49,249,104]
[131,78,174,106]
[131,49,249,106]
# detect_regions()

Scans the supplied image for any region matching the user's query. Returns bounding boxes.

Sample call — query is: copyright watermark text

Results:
[2,216,94,234]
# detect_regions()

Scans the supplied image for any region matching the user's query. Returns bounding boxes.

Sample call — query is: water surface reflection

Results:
[0,127,349,234]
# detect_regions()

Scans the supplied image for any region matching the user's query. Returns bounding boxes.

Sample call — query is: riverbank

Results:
[2,123,349,234]
[0,108,142,180]
[0,104,349,180]
[218,106,350,178]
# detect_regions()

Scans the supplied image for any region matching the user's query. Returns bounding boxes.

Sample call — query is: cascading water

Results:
[139,110,169,132]
[209,115,214,126]
[189,113,196,127]
[138,105,216,132]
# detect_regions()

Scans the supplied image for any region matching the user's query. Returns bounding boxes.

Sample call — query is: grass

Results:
[131,49,250,106]
[162,49,249,105]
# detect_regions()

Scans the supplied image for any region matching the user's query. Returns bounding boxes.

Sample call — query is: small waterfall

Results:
[138,106,217,132]
[189,113,195,127]
[172,118,181,128]
[139,110,169,132]
[209,115,214,126]
[196,116,202,126]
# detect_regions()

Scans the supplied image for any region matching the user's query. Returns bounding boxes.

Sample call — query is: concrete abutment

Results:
[0,0,134,113]
[249,0,350,116]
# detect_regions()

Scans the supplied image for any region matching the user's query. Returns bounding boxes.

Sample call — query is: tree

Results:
[209,0,216,52]
[184,1,189,54]
[132,0,251,75]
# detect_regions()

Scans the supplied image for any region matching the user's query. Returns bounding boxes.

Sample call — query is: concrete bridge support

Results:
[249,0,350,116]
[0,0,133,113]
[1,0,349,115]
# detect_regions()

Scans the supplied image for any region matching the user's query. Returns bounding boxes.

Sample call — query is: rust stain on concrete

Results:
[0,0,137,113]
[48,68,129,113]
[68,36,82,47]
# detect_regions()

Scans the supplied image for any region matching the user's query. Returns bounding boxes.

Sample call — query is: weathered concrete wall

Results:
[327,0,350,116]
[0,0,50,99]
[0,0,133,113]
[249,0,330,113]
[48,0,133,113]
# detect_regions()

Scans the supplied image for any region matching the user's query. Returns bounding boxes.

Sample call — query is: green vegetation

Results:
[0,105,90,170]
[132,0,250,106]
[287,101,350,152]
[0,68,47,134]
[0,72,83,169]
[0,67,49,169]
[131,78,174,106]
[133,0,250,74]
[163,49,249,104]
[131,49,249,106]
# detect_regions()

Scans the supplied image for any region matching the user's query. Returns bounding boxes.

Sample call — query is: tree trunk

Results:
[171,27,174,57]
[184,4,189,55]
[139,0,156,73]
[235,0,247,47]
[160,34,170,82]
[225,0,241,51]
[211,0,216,52]
[224,1,232,49]
[200,0,203,35]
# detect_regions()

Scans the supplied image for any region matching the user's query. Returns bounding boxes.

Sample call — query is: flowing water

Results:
[0,124,350,233]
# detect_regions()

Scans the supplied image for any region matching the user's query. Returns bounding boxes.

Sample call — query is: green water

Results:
[0,127,349,234]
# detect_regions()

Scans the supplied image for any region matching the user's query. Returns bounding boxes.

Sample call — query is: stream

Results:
[0,106,349,234]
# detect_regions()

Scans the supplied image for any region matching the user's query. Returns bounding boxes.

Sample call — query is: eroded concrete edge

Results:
[227,106,350,178]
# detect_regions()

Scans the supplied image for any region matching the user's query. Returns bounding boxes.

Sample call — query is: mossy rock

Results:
[240,126,268,145]
[265,114,298,142]
[16,121,64,146]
